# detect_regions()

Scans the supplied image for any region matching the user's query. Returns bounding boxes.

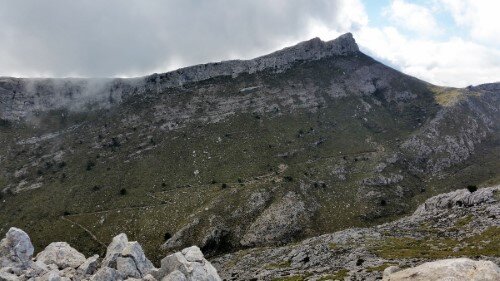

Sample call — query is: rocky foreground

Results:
[1,185,499,281]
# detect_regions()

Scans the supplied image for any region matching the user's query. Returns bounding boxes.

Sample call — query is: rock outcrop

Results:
[213,185,500,280]
[383,258,500,281]
[0,230,221,281]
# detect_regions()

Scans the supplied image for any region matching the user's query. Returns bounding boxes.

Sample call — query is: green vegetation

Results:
[371,227,500,259]
[265,260,292,270]
[317,269,349,280]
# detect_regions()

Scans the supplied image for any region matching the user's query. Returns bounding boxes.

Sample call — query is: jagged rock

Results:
[36,242,86,269]
[414,185,499,216]
[0,227,34,268]
[153,246,221,281]
[102,234,154,279]
[240,192,309,246]
[162,270,187,281]
[90,267,121,281]
[77,255,99,276]
[383,258,500,281]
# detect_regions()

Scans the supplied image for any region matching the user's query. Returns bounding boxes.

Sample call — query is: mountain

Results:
[0,33,499,264]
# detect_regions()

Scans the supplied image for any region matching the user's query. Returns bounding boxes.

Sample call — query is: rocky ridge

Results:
[0,33,358,121]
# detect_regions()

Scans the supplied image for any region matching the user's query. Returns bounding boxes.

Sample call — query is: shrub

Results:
[86,160,95,171]
[164,232,172,241]
[120,188,127,195]
[221,183,228,189]
[466,185,478,193]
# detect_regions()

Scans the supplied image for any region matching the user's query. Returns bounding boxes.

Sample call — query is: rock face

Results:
[414,185,499,215]
[240,192,309,246]
[383,258,500,281]
[0,231,221,281]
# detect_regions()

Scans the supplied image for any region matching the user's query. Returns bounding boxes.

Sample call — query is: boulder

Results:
[153,246,221,281]
[102,234,155,279]
[36,242,86,269]
[90,267,121,281]
[383,258,500,281]
[77,254,99,276]
[0,227,34,267]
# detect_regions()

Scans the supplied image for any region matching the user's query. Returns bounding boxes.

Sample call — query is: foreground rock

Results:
[0,230,221,281]
[383,258,500,281]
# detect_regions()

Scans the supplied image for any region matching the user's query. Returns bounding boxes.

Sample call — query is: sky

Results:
[0,0,498,87]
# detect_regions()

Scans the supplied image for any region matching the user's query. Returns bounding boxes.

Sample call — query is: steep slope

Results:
[0,33,498,263]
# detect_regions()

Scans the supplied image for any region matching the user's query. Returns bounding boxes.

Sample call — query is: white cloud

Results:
[355,26,500,87]
[438,0,500,46]
[384,0,441,36]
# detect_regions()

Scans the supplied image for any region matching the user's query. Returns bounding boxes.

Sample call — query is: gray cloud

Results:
[0,0,356,78]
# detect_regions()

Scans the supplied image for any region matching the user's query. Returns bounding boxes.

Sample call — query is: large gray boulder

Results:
[383,258,500,281]
[35,242,86,269]
[0,227,34,268]
[102,234,155,279]
[153,246,221,281]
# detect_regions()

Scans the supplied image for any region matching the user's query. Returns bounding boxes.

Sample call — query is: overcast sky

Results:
[0,0,498,87]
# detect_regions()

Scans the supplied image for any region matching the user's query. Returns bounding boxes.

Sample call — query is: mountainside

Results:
[0,33,499,264]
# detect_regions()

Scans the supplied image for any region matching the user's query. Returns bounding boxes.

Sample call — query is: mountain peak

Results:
[147,33,360,88]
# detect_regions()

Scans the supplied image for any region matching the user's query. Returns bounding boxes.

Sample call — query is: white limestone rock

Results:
[383,258,500,281]
[36,242,86,269]
[0,227,34,268]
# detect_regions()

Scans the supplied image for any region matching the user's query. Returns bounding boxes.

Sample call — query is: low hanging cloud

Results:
[0,0,498,88]
[0,0,362,78]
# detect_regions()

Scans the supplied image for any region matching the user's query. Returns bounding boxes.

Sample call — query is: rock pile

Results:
[0,228,221,281]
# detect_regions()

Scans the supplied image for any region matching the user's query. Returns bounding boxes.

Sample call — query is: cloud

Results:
[0,0,497,88]
[438,0,500,46]
[355,26,500,87]
[384,0,441,36]
[0,0,360,78]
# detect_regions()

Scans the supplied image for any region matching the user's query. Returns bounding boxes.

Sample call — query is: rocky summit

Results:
[0,33,499,280]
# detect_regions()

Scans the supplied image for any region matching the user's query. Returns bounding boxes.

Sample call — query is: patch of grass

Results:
[328,269,349,280]
[271,276,305,281]
[265,260,292,270]
[366,263,397,272]
[371,226,500,259]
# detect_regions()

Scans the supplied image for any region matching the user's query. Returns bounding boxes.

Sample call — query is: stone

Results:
[36,242,86,269]
[382,258,500,281]
[90,267,121,281]
[77,255,99,276]
[0,227,34,267]
[153,246,221,281]
[161,270,187,281]
[102,234,155,279]
[102,233,129,268]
